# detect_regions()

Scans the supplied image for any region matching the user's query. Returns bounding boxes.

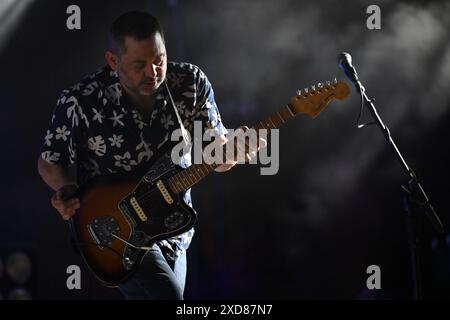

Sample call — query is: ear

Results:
[105,51,118,71]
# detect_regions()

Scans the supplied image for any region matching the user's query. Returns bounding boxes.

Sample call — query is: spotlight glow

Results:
[0,0,35,53]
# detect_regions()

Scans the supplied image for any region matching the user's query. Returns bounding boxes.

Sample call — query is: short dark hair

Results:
[109,11,164,54]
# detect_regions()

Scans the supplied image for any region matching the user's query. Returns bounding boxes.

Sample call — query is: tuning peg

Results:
[311,85,316,92]
[333,78,337,84]
[317,82,323,89]
[326,80,331,87]
[304,87,309,94]
[296,89,302,96]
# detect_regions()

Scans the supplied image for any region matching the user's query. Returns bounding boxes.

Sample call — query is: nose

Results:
[144,64,157,79]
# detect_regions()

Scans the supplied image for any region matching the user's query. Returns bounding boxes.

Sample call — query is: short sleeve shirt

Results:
[40,61,228,254]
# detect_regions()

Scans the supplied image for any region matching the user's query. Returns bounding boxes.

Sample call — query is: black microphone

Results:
[338,52,362,91]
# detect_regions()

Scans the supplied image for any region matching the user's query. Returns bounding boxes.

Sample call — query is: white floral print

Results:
[114,152,137,171]
[44,130,53,146]
[55,126,70,141]
[88,135,106,156]
[109,134,124,148]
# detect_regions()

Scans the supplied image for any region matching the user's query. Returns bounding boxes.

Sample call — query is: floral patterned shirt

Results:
[40,62,227,255]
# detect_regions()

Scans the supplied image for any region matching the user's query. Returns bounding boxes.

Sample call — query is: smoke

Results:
[179,0,450,227]
[361,2,450,122]
[181,1,329,98]
[298,1,450,227]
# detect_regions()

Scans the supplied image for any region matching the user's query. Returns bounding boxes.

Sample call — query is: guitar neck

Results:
[167,104,297,194]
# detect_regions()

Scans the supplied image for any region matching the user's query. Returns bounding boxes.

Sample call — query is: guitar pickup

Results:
[156,180,174,204]
[130,196,148,222]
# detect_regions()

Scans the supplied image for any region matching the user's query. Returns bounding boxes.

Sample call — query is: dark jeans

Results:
[118,244,187,300]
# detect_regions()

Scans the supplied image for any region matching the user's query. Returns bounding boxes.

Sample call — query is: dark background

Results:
[0,0,449,299]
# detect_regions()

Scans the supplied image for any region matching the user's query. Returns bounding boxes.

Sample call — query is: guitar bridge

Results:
[87,216,120,249]
[87,224,103,248]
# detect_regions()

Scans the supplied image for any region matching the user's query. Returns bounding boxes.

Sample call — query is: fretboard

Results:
[167,104,296,194]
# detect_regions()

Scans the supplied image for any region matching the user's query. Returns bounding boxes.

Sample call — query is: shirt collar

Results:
[100,65,165,109]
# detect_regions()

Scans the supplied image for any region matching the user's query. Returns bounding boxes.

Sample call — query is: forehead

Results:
[122,33,166,60]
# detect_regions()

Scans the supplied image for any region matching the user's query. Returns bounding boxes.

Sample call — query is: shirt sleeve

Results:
[39,90,87,166]
[191,67,228,138]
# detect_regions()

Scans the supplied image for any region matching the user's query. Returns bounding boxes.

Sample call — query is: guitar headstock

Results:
[289,79,350,118]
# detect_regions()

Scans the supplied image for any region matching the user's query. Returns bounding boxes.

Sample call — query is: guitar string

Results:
[133,116,272,205]
[133,110,281,205]
[134,158,225,205]
[135,192,164,214]
[134,173,186,205]
[134,170,199,206]
[133,143,253,206]
[134,166,201,204]
[135,179,181,205]
[134,184,160,204]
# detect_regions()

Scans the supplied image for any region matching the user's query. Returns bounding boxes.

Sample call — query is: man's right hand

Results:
[51,184,80,221]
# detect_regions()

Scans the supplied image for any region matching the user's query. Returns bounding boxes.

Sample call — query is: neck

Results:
[123,87,156,115]
[167,104,297,194]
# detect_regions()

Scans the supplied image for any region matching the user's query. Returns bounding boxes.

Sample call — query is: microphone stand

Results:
[346,67,445,300]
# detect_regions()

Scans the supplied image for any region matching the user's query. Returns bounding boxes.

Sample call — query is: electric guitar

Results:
[70,79,350,287]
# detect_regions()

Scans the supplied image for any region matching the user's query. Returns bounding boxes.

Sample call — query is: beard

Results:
[118,64,164,97]
[122,77,163,97]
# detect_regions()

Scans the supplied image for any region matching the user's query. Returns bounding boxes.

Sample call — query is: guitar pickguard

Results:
[117,153,194,270]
